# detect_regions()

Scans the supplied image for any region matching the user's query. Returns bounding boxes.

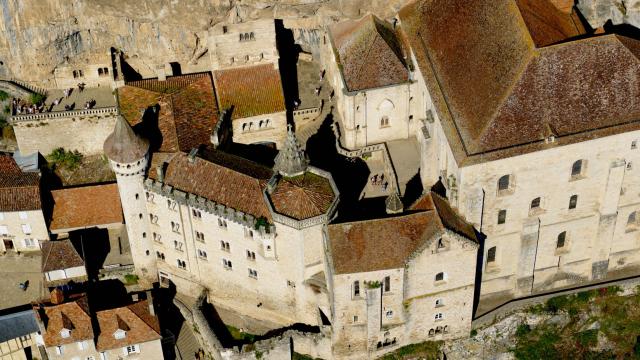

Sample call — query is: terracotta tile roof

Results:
[213,64,286,120]
[50,184,123,231]
[327,192,477,274]
[269,172,335,220]
[0,155,41,212]
[118,73,219,153]
[42,297,93,347]
[399,0,640,163]
[95,300,161,351]
[330,14,409,91]
[149,152,274,221]
[41,239,85,272]
[515,0,586,47]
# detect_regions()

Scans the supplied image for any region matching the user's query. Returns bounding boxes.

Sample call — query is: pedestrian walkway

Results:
[175,320,200,360]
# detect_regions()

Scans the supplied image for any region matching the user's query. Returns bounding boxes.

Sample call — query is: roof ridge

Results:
[329,210,431,227]
[125,303,160,335]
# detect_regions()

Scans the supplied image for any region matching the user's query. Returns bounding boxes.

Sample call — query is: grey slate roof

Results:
[0,310,39,343]
[273,125,308,177]
[103,115,149,164]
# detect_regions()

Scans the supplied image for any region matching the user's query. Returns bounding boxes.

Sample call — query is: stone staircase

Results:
[175,320,200,360]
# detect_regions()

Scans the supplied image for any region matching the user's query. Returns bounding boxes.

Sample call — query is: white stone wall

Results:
[45,339,96,360]
[53,61,114,89]
[12,111,117,156]
[231,111,287,149]
[46,339,163,360]
[0,209,48,252]
[209,19,279,71]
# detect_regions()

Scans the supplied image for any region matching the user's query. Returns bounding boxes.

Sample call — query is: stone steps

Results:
[175,320,201,360]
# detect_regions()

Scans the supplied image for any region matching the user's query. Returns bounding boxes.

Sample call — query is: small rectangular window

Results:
[497,210,507,224]
[353,281,360,297]
[384,276,390,292]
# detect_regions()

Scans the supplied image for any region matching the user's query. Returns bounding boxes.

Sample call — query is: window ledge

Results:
[569,174,586,182]
[485,265,500,274]
[434,280,448,286]
[497,189,515,197]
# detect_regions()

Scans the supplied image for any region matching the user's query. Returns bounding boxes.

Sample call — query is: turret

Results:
[104,115,156,283]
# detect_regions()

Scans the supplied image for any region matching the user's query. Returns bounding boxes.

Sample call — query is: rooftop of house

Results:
[149,151,274,221]
[0,155,41,212]
[118,73,219,153]
[213,63,286,120]
[95,300,161,351]
[0,309,39,343]
[50,184,123,232]
[41,239,85,273]
[330,13,409,92]
[268,172,336,220]
[398,0,640,164]
[103,115,150,164]
[327,192,477,274]
[42,296,93,347]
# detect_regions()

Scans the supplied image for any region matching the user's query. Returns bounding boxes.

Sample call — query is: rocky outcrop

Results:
[0,0,410,87]
[577,0,640,28]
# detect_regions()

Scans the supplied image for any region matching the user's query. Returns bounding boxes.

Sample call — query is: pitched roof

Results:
[0,155,41,212]
[42,297,93,346]
[269,172,336,220]
[330,14,409,91]
[213,63,286,120]
[515,0,586,47]
[95,300,161,351]
[0,310,39,343]
[41,240,85,272]
[149,152,274,221]
[327,192,477,274]
[50,184,123,231]
[103,115,149,163]
[118,73,219,153]
[398,0,640,164]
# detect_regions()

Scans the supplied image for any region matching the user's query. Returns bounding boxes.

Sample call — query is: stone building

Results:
[41,240,88,288]
[35,294,163,360]
[0,155,48,253]
[52,50,116,90]
[208,19,279,71]
[392,0,640,310]
[323,14,424,150]
[325,192,479,359]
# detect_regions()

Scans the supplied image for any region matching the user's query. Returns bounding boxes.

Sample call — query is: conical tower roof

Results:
[103,115,149,163]
[273,125,308,177]
[385,191,403,214]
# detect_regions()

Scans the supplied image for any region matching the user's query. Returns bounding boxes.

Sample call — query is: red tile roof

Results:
[515,0,586,47]
[50,184,123,231]
[42,297,93,347]
[330,14,409,91]
[149,152,274,221]
[0,155,41,212]
[118,73,219,153]
[399,0,640,163]
[327,192,477,274]
[41,240,85,272]
[213,64,286,120]
[95,300,161,351]
[269,172,335,220]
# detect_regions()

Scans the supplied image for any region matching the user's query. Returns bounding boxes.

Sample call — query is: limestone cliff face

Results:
[0,0,409,87]
[577,0,640,28]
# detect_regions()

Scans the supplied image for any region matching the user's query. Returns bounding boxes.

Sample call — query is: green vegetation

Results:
[0,90,9,101]
[379,340,442,360]
[29,92,45,105]
[515,286,640,359]
[123,274,139,285]
[254,216,269,231]
[470,329,478,337]
[226,325,257,343]
[3,104,10,114]
[365,280,382,289]
[47,147,83,170]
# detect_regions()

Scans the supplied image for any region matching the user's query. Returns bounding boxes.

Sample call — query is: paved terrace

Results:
[12,86,117,120]
[0,253,45,310]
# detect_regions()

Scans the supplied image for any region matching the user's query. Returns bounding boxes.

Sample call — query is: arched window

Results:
[437,238,445,249]
[487,246,496,263]
[239,33,244,41]
[249,32,255,40]
[435,272,445,282]
[627,211,638,231]
[428,329,435,337]
[572,160,584,177]
[530,197,541,209]
[498,175,510,191]
[557,231,566,248]
[135,193,139,200]
[569,195,578,209]
[498,209,507,224]
[98,68,104,76]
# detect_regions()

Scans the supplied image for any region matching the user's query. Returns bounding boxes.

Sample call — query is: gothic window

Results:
[153,232,161,243]
[171,221,180,233]
[435,272,445,282]
[246,250,256,261]
[487,246,497,263]
[192,209,202,219]
[218,218,227,228]
[239,33,244,41]
[498,209,507,224]
[249,32,255,40]
[571,160,585,177]
[384,276,391,292]
[443,325,449,333]
[197,249,207,259]
[248,268,258,278]
[223,258,232,269]
[435,298,444,307]
[627,211,638,231]
[174,241,183,252]
[149,213,158,225]
[98,68,104,76]
[156,251,165,261]
[557,232,566,249]
[177,259,186,269]
[353,281,360,297]
[135,193,139,200]
[434,313,444,321]
[380,116,390,128]
[195,231,205,242]
[530,197,541,210]
[497,175,510,192]
[167,200,177,211]
[220,241,230,252]
[569,195,578,209]
[428,329,435,337]
[386,310,394,318]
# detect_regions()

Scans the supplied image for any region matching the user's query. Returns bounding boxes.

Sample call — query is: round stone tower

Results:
[104,115,157,283]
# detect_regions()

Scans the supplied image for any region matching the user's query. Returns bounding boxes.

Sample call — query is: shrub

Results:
[513,327,560,360]
[254,216,269,231]
[0,90,8,101]
[576,290,597,303]
[516,323,531,338]
[123,274,138,285]
[365,280,382,289]
[575,329,598,348]
[470,329,478,337]
[29,92,45,105]
[545,295,570,314]
[3,104,9,114]
[47,147,83,170]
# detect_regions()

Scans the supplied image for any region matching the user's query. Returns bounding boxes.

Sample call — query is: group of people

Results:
[12,97,45,115]
[371,173,389,191]
[12,82,96,115]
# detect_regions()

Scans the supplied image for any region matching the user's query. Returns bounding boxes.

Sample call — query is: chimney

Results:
[156,64,166,81]
[50,288,65,305]
[156,165,164,183]
[146,290,155,316]
[188,148,198,163]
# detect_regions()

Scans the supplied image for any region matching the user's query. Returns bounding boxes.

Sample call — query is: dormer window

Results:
[60,328,71,338]
[114,329,126,340]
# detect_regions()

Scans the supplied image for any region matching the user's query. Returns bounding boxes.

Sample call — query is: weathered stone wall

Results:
[209,19,279,70]
[231,111,287,149]
[12,110,117,156]
[0,0,412,88]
